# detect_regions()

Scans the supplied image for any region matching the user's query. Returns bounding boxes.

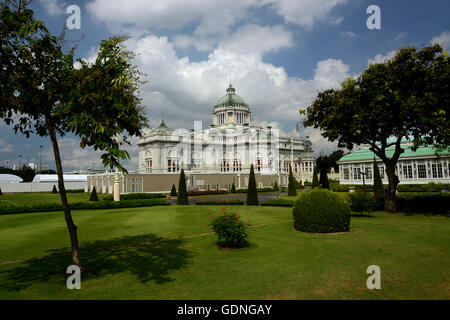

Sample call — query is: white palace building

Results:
[87,84,315,194]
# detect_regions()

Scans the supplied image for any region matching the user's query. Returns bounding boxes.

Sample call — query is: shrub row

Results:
[236,187,275,193]
[397,183,446,193]
[261,198,294,207]
[330,184,350,192]
[0,199,170,215]
[66,189,86,193]
[396,193,449,214]
[187,190,229,196]
[195,200,244,205]
[102,193,165,201]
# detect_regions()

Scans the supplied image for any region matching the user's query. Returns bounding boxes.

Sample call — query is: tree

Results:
[230,182,237,193]
[0,2,148,266]
[311,166,320,188]
[170,184,177,197]
[328,150,345,173]
[51,185,58,193]
[246,164,258,205]
[303,45,449,211]
[273,181,279,191]
[177,169,188,205]
[373,157,384,210]
[315,156,330,189]
[89,186,98,201]
[0,188,2,196]
[288,165,297,196]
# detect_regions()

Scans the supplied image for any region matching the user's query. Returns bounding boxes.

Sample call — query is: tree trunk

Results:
[45,114,81,266]
[384,162,399,212]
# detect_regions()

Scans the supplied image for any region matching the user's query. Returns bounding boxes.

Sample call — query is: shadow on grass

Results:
[0,234,192,292]
[351,213,375,218]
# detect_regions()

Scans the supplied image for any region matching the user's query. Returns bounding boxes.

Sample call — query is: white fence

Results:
[0,182,87,193]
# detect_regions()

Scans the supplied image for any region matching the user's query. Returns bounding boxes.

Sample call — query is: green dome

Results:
[157,120,173,132]
[215,84,247,107]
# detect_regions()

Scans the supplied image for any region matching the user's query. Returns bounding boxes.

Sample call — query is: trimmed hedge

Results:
[236,187,274,193]
[187,190,229,196]
[396,193,449,214]
[261,198,294,207]
[293,189,351,233]
[103,193,165,201]
[330,184,349,192]
[0,198,170,215]
[195,200,244,205]
[66,189,85,193]
[397,183,445,193]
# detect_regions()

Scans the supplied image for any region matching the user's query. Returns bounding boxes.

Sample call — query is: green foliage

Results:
[65,189,85,193]
[196,200,244,205]
[330,184,349,192]
[396,193,449,214]
[177,169,188,205]
[397,183,445,192]
[236,187,273,193]
[103,193,165,201]
[187,190,228,196]
[0,198,170,215]
[170,184,177,197]
[230,182,237,193]
[0,167,35,182]
[311,166,319,189]
[303,45,450,211]
[0,188,2,196]
[293,189,351,233]
[349,191,376,213]
[373,158,384,209]
[288,166,297,196]
[316,156,330,189]
[246,164,258,205]
[89,186,99,202]
[261,198,294,207]
[51,185,57,194]
[273,181,279,191]
[210,207,249,247]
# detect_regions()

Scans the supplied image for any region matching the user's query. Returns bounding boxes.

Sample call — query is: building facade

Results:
[337,139,450,185]
[137,84,314,183]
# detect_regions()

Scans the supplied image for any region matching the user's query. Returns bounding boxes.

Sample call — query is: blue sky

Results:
[1,0,449,171]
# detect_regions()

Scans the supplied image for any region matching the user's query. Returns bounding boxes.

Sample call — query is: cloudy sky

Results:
[1,0,450,171]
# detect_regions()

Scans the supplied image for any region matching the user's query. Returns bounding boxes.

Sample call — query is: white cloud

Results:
[339,30,358,39]
[38,0,66,16]
[430,30,450,50]
[0,138,14,153]
[368,50,396,64]
[394,32,407,41]
[266,0,347,28]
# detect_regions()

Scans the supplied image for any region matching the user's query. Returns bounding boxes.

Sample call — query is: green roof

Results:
[215,84,247,107]
[157,120,173,132]
[338,145,449,162]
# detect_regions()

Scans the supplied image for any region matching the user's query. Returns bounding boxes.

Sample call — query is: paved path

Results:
[167,192,284,205]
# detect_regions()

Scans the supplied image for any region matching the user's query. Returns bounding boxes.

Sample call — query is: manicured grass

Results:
[0,192,91,207]
[0,206,449,299]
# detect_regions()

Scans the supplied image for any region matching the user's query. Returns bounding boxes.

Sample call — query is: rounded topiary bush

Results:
[293,189,351,233]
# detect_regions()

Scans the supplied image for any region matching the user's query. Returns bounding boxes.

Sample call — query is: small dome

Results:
[215,84,247,107]
[157,120,173,132]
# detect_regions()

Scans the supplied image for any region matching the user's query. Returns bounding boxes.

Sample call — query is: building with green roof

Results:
[337,140,449,185]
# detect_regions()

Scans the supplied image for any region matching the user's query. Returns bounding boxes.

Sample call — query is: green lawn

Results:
[0,205,449,299]
[0,192,92,207]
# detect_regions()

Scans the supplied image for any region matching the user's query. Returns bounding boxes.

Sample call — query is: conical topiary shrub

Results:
[177,169,188,205]
[0,188,2,196]
[170,184,177,197]
[230,182,237,193]
[273,181,278,191]
[312,166,320,189]
[246,164,258,205]
[52,185,58,193]
[288,165,297,197]
[89,186,99,201]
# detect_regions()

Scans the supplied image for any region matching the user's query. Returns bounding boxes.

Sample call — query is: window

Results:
[145,158,152,172]
[127,178,143,193]
[196,178,204,185]
[353,167,362,180]
[365,167,372,180]
[343,168,350,180]
[256,159,262,172]
[432,163,443,178]
[417,164,427,179]
[284,162,289,173]
[378,165,385,179]
[221,160,230,172]
[167,159,179,172]
[233,160,242,172]
[402,164,413,179]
